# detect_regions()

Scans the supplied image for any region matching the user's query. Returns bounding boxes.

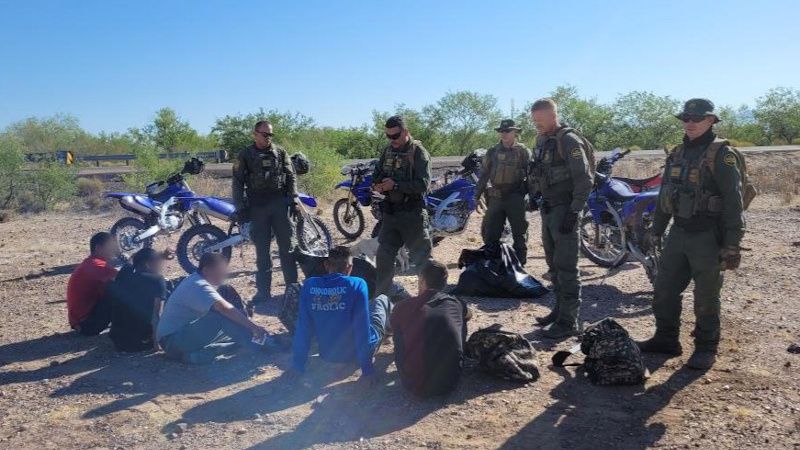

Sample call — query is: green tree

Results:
[716,105,767,146]
[611,91,683,150]
[134,108,204,152]
[754,87,800,144]
[548,85,616,150]
[0,134,26,209]
[212,109,316,157]
[5,114,94,154]
[423,91,502,155]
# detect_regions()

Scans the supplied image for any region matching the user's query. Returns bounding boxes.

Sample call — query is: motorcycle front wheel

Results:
[579,207,628,268]
[333,198,365,240]
[296,215,333,256]
[110,217,152,261]
[176,224,232,274]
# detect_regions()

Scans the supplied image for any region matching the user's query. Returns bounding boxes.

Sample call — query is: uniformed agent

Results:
[528,99,593,339]
[638,98,745,370]
[372,115,433,295]
[232,120,299,303]
[475,119,532,262]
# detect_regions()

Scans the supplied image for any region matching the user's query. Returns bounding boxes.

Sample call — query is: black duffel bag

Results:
[451,242,549,299]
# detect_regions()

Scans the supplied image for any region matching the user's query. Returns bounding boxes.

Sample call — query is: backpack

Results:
[702,138,758,210]
[291,152,310,175]
[279,282,302,334]
[555,127,596,175]
[553,318,647,386]
[465,324,540,382]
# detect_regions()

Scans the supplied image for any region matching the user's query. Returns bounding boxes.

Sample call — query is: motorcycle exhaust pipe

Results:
[119,195,154,215]
[203,234,245,253]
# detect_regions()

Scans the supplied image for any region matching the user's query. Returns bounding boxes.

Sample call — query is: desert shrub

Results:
[122,145,184,191]
[727,139,756,147]
[0,209,13,222]
[291,145,343,200]
[77,177,105,197]
[25,163,78,210]
[0,135,26,209]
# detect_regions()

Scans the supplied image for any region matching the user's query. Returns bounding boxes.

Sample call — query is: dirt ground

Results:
[2,156,800,449]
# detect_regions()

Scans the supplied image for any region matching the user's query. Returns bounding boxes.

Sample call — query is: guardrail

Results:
[24,149,229,166]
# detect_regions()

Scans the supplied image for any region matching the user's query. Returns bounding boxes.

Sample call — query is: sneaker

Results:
[541,322,580,339]
[686,350,716,370]
[636,336,683,356]
[534,311,558,327]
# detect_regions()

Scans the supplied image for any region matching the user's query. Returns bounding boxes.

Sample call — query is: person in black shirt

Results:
[109,248,168,352]
[390,260,469,397]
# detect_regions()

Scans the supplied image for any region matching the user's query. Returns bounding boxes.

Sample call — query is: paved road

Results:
[78,145,800,178]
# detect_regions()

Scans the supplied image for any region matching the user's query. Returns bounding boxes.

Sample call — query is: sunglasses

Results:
[680,115,706,124]
[256,131,274,138]
[385,131,402,140]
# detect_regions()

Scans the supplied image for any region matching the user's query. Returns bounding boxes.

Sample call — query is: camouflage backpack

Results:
[466,324,540,382]
[554,318,646,385]
[279,282,302,334]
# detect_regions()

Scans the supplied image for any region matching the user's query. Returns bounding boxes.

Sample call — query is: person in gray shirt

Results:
[157,253,269,364]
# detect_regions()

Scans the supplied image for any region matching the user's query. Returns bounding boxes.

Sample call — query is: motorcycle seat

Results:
[615,174,661,188]
[606,178,639,200]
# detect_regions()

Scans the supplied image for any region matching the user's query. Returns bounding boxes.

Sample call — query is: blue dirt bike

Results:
[579,149,662,284]
[371,149,502,245]
[332,160,378,239]
[105,158,208,260]
[174,192,332,274]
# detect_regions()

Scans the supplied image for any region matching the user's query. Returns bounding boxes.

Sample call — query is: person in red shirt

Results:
[390,260,470,397]
[67,232,119,335]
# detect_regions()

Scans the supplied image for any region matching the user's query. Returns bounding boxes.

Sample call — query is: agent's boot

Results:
[535,311,558,327]
[686,349,716,370]
[637,335,683,356]
[251,291,272,304]
[541,321,580,340]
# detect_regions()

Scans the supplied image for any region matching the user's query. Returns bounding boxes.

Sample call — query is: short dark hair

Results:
[254,120,272,131]
[385,115,406,130]
[132,248,161,270]
[325,245,353,273]
[420,260,448,290]
[89,232,113,254]
[198,252,228,273]
[531,98,558,113]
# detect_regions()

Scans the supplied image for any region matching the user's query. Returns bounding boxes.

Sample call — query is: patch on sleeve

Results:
[570,148,583,159]
[723,153,737,167]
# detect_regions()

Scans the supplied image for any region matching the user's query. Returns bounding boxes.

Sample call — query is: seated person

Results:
[156,253,269,364]
[67,232,119,336]
[390,260,469,397]
[292,246,390,380]
[108,248,168,352]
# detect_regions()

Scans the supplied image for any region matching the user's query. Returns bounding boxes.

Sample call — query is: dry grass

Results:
[614,151,800,205]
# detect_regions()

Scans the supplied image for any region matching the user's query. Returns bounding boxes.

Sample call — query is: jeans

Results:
[160,311,253,361]
[369,295,391,354]
[76,299,112,336]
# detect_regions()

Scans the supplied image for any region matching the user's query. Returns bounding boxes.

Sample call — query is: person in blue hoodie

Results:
[292,246,390,379]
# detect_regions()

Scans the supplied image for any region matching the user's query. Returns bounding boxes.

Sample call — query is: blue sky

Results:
[1,0,797,134]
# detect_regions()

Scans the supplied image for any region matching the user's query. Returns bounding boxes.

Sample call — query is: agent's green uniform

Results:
[651,129,744,352]
[373,138,433,295]
[232,143,298,298]
[529,127,593,330]
[475,141,531,262]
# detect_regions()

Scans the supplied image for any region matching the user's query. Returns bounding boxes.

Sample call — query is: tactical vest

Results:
[488,144,526,194]
[529,136,571,193]
[660,139,730,219]
[247,147,287,195]
[381,140,422,204]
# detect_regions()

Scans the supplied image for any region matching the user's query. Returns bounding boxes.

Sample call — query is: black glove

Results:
[528,193,542,212]
[232,209,249,224]
[559,211,579,234]
[719,246,741,270]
